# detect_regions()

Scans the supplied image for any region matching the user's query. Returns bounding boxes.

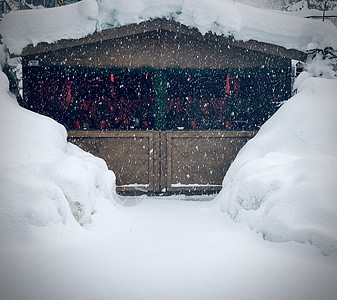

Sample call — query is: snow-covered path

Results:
[1,195,337,300]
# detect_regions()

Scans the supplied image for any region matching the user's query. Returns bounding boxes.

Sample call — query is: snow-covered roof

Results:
[19,18,306,63]
[1,0,337,56]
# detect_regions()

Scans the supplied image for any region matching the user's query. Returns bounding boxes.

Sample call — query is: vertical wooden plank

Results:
[160,131,168,193]
[152,131,161,193]
[165,131,173,192]
[153,69,167,130]
[148,132,154,192]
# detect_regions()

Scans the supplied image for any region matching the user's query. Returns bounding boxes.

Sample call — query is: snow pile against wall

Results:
[0,68,117,244]
[1,0,337,55]
[219,74,337,255]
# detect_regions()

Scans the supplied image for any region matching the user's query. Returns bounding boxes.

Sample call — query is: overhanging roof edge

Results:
[18,18,306,62]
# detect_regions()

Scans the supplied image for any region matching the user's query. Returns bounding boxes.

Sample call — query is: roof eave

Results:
[18,18,306,62]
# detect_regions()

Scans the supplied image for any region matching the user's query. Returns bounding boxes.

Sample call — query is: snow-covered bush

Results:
[304,46,337,78]
[0,66,117,244]
[219,69,337,255]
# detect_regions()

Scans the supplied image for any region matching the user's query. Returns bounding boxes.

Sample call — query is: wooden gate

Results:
[68,130,254,194]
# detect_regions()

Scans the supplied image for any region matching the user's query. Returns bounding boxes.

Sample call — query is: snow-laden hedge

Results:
[219,74,337,255]
[0,69,117,244]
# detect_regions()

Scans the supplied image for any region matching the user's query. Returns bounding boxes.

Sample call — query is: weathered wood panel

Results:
[164,131,255,192]
[68,131,159,192]
[68,130,254,194]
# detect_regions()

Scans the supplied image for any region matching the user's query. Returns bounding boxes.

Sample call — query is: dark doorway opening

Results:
[22,66,290,131]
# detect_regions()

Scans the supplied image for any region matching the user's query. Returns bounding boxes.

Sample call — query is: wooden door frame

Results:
[68,130,255,194]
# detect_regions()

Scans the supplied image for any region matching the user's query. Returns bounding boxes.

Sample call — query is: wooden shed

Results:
[19,18,306,194]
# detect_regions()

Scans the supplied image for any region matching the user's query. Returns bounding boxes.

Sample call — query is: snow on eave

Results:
[18,18,306,62]
[2,0,337,58]
[0,0,99,56]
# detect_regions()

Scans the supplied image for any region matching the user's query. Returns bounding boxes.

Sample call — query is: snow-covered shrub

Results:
[0,68,117,244]
[219,74,337,255]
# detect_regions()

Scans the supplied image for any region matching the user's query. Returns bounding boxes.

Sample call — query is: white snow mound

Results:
[0,0,99,55]
[219,74,337,256]
[0,69,117,245]
[1,0,337,55]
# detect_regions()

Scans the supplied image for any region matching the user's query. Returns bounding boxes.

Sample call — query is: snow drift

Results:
[0,66,117,245]
[219,73,337,255]
[1,0,337,55]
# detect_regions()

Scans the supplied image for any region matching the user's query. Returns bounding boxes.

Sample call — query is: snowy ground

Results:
[1,194,337,300]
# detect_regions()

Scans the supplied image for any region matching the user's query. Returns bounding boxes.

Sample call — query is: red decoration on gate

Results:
[66,80,72,107]
[82,99,89,111]
[187,93,192,104]
[225,74,230,97]
[40,82,44,112]
[110,74,114,83]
